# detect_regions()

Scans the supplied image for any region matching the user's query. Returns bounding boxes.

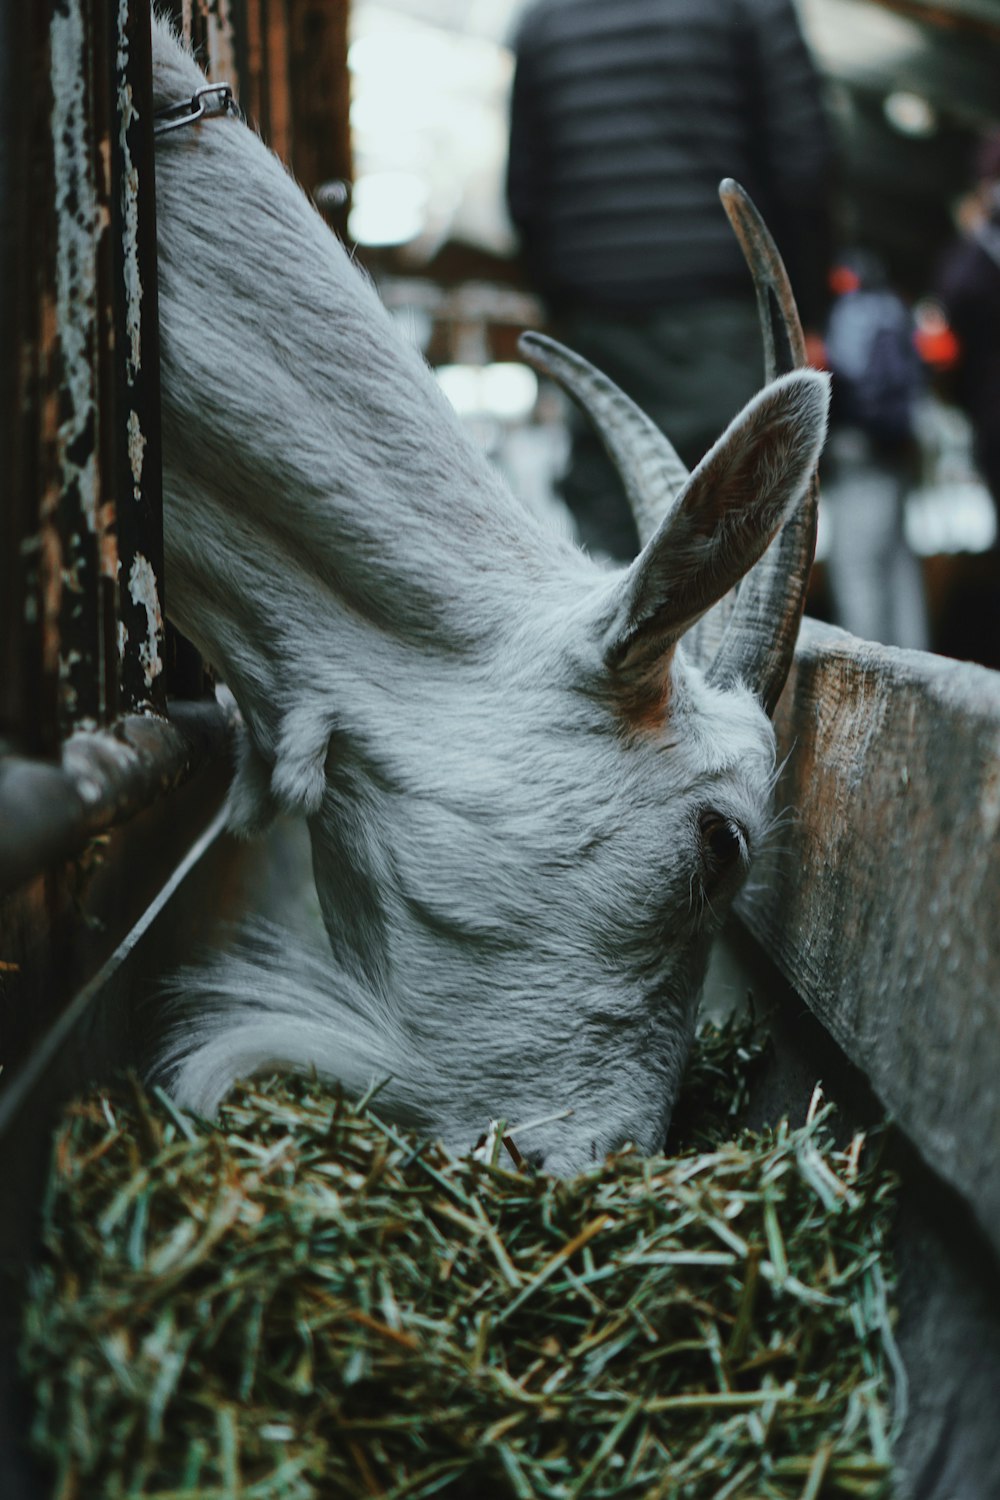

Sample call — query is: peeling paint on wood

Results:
[205,0,239,91]
[126,407,146,496]
[1,0,174,740]
[117,0,142,387]
[111,0,167,715]
[127,553,164,689]
[50,0,101,539]
[47,0,113,730]
[9,0,351,746]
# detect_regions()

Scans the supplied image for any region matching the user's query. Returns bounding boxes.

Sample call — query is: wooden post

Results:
[109,0,168,715]
[732,618,1000,1257]
[0,0,56,754]
[47,0,112,732]
[287,0,352,194]
[3,0,172,746]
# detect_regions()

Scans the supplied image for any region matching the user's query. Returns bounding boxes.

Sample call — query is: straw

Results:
[20,1016,898,1498]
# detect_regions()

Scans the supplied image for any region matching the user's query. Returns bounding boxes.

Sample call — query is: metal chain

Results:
[153,83,239,136]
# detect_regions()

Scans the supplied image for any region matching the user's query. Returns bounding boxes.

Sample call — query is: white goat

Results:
[150,19,828,1174]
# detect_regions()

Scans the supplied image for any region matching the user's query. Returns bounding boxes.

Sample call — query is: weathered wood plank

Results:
[110,0,168,716]
[4,0,173,743]
[47,0,113,730]
[734,616,1000,1253]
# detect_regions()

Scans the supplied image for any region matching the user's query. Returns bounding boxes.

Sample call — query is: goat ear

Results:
[604,369,829,717]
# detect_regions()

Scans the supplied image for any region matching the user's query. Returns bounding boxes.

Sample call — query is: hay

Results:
[20,1020,899,1498]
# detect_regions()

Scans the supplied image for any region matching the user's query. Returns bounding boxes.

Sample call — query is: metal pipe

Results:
[0,700,233,896]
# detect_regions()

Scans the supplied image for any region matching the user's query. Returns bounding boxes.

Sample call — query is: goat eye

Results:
[699,812,746,870]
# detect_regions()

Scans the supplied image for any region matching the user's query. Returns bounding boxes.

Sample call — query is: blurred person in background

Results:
[936,132,1000,550]
[822,252,930,650]
[506,0,834,560]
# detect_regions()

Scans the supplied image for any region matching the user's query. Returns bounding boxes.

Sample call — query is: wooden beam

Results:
[286,0,351,195]
[110,0,169,716]
[732,617,1000,1254]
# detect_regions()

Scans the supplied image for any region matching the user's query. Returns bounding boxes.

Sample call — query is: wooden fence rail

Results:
[735,618,1000,1256]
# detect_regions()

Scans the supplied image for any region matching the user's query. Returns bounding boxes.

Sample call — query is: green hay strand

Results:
[20,1020,899,1498]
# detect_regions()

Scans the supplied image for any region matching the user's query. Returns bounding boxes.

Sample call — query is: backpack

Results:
[825,288,921,444]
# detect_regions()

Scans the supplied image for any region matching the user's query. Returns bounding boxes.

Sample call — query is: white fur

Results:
[149,18,828,1172]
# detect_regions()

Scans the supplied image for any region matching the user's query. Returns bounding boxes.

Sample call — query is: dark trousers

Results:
[556,298,763,561]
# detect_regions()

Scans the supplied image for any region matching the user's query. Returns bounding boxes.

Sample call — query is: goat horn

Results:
[703,178,819,716]
[517,331,689,547]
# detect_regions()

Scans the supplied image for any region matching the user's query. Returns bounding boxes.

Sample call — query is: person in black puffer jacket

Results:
[507,0,834,559]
